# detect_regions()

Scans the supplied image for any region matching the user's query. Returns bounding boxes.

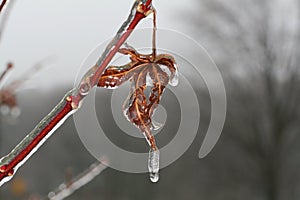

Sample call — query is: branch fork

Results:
[0,0,164,186]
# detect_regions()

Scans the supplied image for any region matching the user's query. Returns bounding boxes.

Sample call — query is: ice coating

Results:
[97,39,178,184]
[79,81,92,96]
[159,63,179,86]
[0,0,158,186]
[0,89,78,187]
[148,148,159,183]
[169,63,179,86]
[146,72,154,87]
[94,2,177,183]
[47,161,108,200]
[151,119,164,131]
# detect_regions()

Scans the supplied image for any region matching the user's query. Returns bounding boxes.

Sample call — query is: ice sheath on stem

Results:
[0,0,154,186]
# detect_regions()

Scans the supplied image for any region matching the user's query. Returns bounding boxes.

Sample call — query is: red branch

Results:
[0,62,12,83]
[0,0,8,14]
[0,0,153,185]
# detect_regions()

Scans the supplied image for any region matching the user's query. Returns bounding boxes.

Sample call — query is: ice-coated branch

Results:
[0,0,15,42]
[0,0,8,13]
[0,89,76,185]
[0,0,153,186]
[45,159,108,200]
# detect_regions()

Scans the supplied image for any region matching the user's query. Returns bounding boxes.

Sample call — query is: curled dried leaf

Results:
[98,46,178,150]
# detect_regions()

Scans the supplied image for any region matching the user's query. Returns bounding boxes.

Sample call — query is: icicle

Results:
[148,148,159,183]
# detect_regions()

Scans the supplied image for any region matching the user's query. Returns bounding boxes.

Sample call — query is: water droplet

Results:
[148,149,159,183]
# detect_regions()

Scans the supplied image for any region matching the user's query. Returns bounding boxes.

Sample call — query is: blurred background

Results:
[1,0,300,199]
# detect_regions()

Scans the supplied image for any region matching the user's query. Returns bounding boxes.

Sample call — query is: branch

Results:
[0,0,15,43]
[0,62,12,84]
[0,0,153,186]
[0,0,8,13]
[44,158,108,200]
[6,57,55,91]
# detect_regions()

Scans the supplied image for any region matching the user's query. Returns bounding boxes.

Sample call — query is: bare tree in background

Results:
[190,0,300,199]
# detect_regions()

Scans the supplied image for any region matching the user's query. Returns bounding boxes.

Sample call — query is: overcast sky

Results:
[0,0,195,89]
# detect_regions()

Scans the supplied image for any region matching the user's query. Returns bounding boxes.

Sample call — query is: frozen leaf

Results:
[98,45,178,150]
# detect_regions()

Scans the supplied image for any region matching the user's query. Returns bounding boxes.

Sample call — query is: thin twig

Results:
[0,0,153,186]
[0,62,12,84]
[0,0,15,43]
[44,158,109,200]
[6,56,55,91]
[0,0,8,14]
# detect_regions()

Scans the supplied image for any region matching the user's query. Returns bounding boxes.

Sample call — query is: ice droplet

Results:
[148,149,159,183]
[79,81,91,96]
[150,171,159,183]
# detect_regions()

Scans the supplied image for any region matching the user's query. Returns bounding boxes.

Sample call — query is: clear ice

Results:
[151,120,164,131]
[148,149,160,183]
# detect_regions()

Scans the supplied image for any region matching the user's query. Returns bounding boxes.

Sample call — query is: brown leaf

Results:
[98,47,178,150]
